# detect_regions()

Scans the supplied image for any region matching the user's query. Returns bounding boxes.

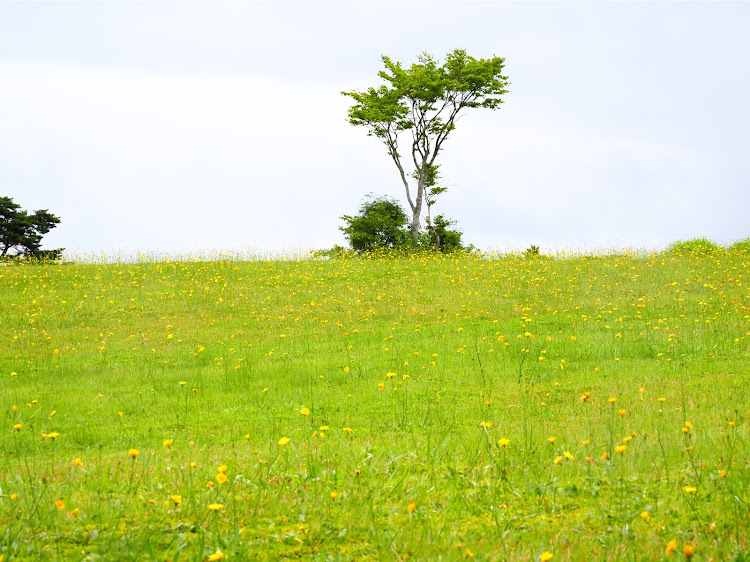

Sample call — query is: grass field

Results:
[1,249,749,560]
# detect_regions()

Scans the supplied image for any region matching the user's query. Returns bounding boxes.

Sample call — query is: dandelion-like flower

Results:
[278,437,290,446]
[129,448,140,459]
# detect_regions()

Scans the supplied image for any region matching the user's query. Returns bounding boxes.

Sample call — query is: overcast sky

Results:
[1,1,749,256]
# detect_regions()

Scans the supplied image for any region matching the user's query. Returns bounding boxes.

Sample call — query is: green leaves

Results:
[342,86,410,139]
[0,196,61,257]
[343,48,509,151]
[339,196,411,253]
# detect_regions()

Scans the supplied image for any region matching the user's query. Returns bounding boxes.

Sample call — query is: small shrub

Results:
[728,238,750,253]
[524,245,540,258]
[667,237,721,255]
[313,245,351,259]
[422,214,466,253]
[24,248,64,262]
[340,196,412,253]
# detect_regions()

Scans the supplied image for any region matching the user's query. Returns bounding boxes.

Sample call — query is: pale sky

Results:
[1,1,749,256]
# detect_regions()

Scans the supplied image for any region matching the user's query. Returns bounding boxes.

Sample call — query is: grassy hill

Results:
[1,250,749,559]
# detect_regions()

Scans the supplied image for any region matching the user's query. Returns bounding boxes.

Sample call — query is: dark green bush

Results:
[422,214,466,253]
[339,196,412,253]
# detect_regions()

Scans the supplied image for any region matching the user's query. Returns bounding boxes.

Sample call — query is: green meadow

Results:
[1,250,749,560]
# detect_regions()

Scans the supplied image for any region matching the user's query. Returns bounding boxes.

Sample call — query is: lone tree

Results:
[0,196,62,259]
[342,49,509,243]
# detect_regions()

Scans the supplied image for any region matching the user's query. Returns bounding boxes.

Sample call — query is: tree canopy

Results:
[0,196,62,259]
[342,49,509,243]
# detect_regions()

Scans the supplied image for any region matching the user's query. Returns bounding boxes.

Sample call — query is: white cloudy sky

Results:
[1,1,749,255]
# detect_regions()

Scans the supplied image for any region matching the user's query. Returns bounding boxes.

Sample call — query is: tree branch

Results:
[386,131,416,213]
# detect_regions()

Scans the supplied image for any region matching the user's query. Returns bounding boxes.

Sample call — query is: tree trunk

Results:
[410,171,426,243]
